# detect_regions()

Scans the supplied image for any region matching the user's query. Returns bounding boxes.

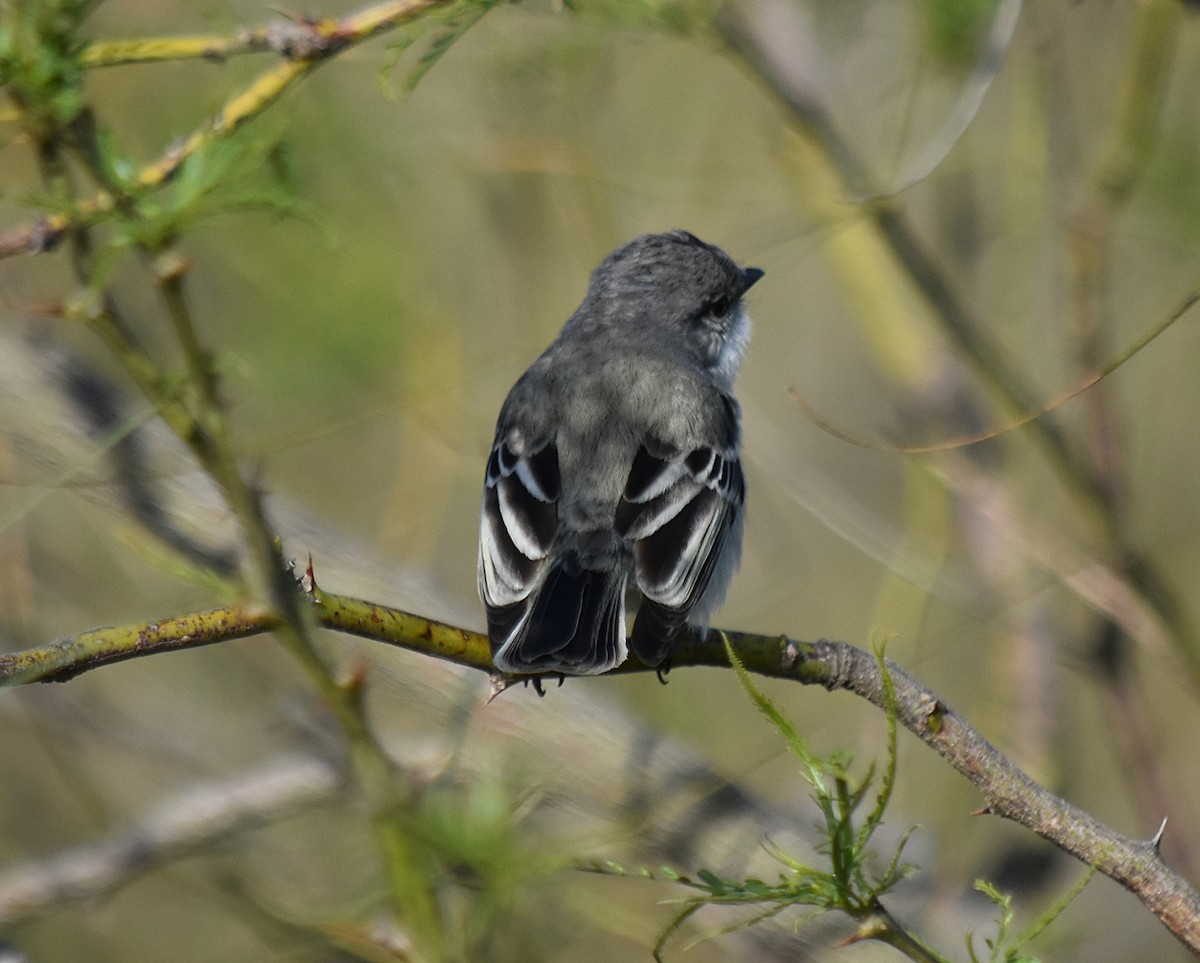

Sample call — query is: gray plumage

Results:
[478,230,762,675]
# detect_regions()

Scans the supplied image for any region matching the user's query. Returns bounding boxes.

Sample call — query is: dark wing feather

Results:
[478,438,559,652]
[616,439,744,667]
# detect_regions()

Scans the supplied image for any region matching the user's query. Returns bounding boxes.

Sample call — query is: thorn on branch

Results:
[1151,816,1168,852]
[486,673,511,704]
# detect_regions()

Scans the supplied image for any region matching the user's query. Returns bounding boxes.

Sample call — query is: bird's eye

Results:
[709,295,730,319]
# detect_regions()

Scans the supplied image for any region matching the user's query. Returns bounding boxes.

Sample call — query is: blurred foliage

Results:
[0,0,95,131]
[967,867,1097,963]
[969,880,1036,963]
[918,0,1000,65]
[115,133,309,248]
[383,0,512,94]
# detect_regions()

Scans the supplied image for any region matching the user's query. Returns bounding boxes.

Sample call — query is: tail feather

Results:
[629,600,688,669]
[489,563,627,675]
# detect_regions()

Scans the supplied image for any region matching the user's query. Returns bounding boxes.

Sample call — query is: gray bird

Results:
[478,230,762,676]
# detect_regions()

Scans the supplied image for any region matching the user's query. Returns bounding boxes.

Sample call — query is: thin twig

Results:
[0,754,341,926]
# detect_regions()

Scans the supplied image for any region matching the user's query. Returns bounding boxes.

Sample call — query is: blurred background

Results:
[3,0,1200,959]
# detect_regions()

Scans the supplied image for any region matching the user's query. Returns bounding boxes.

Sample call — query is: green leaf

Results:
[696,868,728,895]
[381,0,509,94]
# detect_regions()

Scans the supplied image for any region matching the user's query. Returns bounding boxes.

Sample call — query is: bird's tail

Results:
[489,563,627,676]
[629,599,689,669]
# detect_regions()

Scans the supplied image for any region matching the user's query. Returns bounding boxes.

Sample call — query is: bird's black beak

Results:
[740,267,765,295]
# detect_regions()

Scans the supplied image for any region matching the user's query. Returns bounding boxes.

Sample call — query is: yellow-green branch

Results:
[80,33,274,67]
[0,589,807,687]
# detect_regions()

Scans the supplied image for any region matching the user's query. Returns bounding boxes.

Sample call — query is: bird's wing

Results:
[615,435,744,665]
[478,434,560,617]
[475,432,559,658]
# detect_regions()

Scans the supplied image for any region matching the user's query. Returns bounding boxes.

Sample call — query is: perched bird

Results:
[478,230,762,676]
